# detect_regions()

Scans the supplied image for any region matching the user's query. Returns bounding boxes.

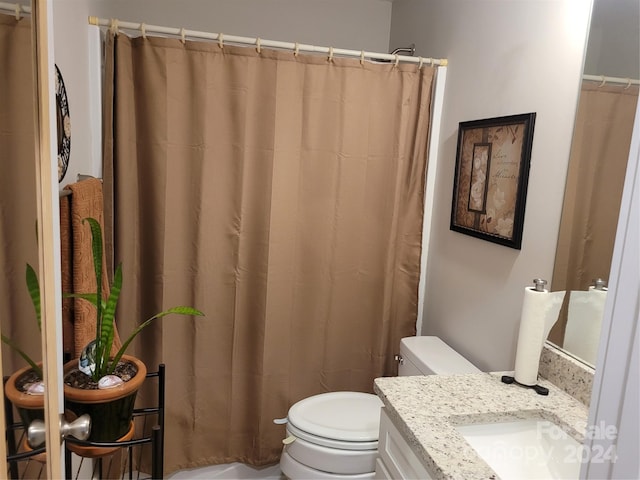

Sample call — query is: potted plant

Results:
[3,263,45,432]
[2,264,48,460]
[63,217,203,452]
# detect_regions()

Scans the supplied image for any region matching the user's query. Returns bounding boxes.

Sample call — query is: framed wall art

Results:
[450,113,536,250]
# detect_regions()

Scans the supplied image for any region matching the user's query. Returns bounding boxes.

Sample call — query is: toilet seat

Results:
[281,392,383,479]
[286,422,378,450]
[287,391,383,444]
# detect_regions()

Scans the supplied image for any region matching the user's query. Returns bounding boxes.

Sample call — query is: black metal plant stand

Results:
[5,364,166,480]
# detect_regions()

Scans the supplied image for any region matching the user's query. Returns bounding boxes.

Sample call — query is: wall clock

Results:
[55,64,71,182]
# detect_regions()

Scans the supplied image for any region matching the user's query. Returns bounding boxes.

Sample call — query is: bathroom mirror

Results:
[0,0,65,476]
[548,0,639,367]
[0,8,41,376]
[0,3,47,475]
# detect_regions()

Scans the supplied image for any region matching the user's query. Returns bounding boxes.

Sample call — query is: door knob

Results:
[27,413,92,448]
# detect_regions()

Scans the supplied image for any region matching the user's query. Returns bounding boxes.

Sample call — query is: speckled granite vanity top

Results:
[374,373,589,479]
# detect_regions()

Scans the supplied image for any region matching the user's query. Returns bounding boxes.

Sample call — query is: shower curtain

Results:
[550,80,639,346]
[103,31,435,471]
[0,14,41,373]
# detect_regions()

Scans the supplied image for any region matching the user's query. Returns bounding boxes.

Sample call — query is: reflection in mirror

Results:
[0,4,49,476]
[549,0,639,367]
[54,64,70,183]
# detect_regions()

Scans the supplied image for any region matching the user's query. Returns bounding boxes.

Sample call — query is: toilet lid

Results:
[287,392,383,444]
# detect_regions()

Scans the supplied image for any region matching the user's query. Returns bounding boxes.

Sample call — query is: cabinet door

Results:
[374,457,393,479]
[378,408,433,480]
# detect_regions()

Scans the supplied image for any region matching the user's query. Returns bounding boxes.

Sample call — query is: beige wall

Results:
[390,0,593,371]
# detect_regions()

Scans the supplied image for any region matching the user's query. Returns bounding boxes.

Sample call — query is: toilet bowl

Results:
[279,336,480,480]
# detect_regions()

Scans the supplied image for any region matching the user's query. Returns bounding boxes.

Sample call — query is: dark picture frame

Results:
[450,113,536,249]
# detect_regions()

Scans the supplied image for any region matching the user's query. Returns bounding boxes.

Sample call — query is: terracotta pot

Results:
[63,354,146,445]
[5,364,45,430]
[19,436,47,463]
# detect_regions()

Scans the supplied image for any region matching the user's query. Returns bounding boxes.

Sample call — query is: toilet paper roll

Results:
[564,287,607,366]
[514,287,566,386]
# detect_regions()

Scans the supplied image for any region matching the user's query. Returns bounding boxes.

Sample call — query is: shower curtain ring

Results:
[109,18,119,35]
[14,4,20,20]
[624,78,632,90]
[180,28,186,44]
[328,46,334,62]
[360,50,365,65]
[256,37,262,53]
[294,42,300,57]
[599,75,606,87]
[418,57,424,69]
[394,54,399,67]
[140,23,147,39]
[218,33,224,49]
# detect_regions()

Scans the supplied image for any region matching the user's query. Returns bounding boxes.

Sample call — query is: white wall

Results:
[390,0,593,371]
[52,0,393,185]
[53,0,103,187]
[90,0,393,52]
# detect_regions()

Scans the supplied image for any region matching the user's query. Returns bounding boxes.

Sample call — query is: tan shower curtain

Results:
[550,80,638,345]
[0,14,42,373]
[103,32,434,471]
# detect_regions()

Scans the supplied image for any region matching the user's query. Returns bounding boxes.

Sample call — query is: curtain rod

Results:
[583,74,639,87]
[0,1,31,17]
[88,16,448,67]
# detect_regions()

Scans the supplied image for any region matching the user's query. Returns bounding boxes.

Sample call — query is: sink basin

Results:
[456,419,581,479]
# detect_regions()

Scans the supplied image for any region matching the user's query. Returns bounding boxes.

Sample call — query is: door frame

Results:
[32,0,64,476]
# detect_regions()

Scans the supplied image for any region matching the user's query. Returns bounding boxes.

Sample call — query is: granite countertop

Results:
[374,373,589,479]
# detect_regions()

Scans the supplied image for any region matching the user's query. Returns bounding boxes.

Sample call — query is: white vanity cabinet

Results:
[375,407,434,480]
[374,374,589,479]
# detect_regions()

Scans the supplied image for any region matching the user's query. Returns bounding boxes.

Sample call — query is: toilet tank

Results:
[398,336,480,376]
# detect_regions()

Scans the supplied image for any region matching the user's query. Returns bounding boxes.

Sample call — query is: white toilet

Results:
[279,336,480,479]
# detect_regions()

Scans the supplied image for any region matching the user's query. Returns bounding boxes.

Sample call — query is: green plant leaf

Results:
[107,307,204,375]
[72,217,205,380]
[84,218,104,375]
[64,292,99,305]
[25,264,41,332]
[1,334,42,379]
[99,264,122,377]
